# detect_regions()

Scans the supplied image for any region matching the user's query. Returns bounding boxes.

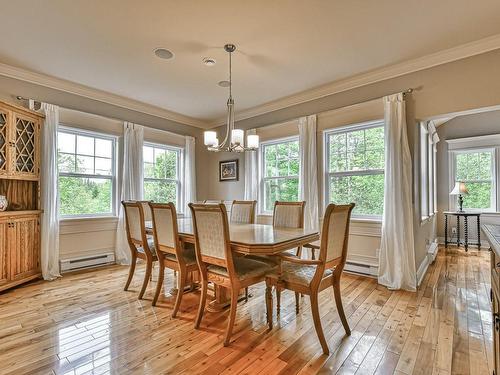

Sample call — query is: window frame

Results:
[57,125,118,219]
[142,141,182,211]
[323,120,385,221]
[449,147,497,212]
[258,135,300,215]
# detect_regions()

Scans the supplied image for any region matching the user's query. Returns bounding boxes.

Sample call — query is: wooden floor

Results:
[0,247,493,375]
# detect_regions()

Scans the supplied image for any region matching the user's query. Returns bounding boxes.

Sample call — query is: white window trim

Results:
[420,124,430,220]
[58,125,118,219]
[323,119,385,221]
[258,135,299,215]
[448,146,498,213]
[143,141,183,212]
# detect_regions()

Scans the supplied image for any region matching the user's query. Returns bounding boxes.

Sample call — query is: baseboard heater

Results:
[60,252,115,273]
[344,261,378,278]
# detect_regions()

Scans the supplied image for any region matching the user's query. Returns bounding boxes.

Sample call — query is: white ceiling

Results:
[1,0,500,126]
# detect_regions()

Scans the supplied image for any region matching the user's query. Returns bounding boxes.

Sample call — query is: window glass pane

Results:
[95,138,112,158]
[164,150,178,179]
[365,127,384,151]
[330,152,347,172]
[289,141,299,158]
[462,182,492,210]
[143,146,154,163]
[329,133,346,155]
[76,155,94,174]
[76,135,94,156]
[347,151,365,170]
[455,153,468,180]
[58,153,76,173]
[144,162,155,178]
[329,174,385,216]
[95,157,112,176]
[365,150,384,169]
[264,178,299,212]
[347,129,365,152]
[276,143,289,159]
[59,176,112,216]
[277,159,289,177]
[58,132,75,153]
[478,152,492,179]
[289,158,299,175]
[144,180,177,203]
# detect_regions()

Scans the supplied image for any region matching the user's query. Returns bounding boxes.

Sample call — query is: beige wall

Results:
[435,109,500,246]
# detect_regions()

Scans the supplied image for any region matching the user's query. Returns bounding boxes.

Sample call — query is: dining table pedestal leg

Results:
[207,285,246,312]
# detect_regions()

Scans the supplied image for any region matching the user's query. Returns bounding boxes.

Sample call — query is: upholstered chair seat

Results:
[207,257,276,280]
[162,246,197,266]
[137,237,156,256]
[268,261,333,286]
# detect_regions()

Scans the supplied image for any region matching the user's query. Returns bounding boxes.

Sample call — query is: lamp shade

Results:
[247,134,259,149]
[450,181,468,195]
[204,131,217,146]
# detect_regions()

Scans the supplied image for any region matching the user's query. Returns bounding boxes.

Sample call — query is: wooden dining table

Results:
[146,217,319,311]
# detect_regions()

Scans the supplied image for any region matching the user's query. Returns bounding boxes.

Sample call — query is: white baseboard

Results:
[416,256,430,287]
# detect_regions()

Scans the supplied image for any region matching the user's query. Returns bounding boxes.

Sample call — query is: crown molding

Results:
[210,33,500,127]
[0,62,210,129]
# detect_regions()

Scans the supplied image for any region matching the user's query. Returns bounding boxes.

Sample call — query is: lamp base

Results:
[458,194,464,212]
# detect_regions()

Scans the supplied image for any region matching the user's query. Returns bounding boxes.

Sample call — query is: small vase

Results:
[0,195,8,211]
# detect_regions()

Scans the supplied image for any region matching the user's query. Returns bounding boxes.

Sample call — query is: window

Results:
[454,149,495,210]
[260,137,299,213]
[57,128,116,217]
[325,121,385,218]
[143,143,180,208]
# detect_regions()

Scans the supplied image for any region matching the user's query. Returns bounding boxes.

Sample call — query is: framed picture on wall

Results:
[219,159,239,182]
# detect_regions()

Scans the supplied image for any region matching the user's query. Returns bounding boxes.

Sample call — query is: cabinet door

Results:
[0,220,8,286]
[494,290,500,375]
[9,216,40,281]
[11,113,40,179]
[0,107,10,175]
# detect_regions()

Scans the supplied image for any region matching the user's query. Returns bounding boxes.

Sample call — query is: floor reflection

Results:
[58,312,111,375]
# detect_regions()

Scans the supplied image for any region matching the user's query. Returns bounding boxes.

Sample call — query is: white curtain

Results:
[378,93,416,291]
[244,129,259,201]
[298,115,319,232]
[39,103,61,280]
[115,122,144,265]
[183,136,197,216]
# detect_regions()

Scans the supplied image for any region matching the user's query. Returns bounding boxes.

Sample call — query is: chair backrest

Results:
[122,201,152,255]
[273,201,306,228]
[319,203,355,266]
[203,199,223,204]
[140,201,153,222]
[230,200,256,224]
[149,202,182,260]
[189,203,233,271]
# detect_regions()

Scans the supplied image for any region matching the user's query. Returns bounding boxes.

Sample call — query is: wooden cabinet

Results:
[0,100,43,292]
[483,224,500,375]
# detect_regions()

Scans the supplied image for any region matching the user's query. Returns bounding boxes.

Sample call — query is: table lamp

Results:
[450,181,468,212]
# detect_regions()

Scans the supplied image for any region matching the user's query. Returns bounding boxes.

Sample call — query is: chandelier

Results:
[203,44,259,152]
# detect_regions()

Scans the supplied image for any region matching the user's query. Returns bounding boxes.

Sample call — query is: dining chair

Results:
[230,200,257,224]
[122,200,158,299]
[203,199,224,204]
[189,203,275,346]
[149,202,199,316]
[265,203,355,355]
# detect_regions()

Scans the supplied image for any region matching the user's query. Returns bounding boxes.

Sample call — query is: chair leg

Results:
[172,270,187,318]
[310,293,329,355]
[223,289,239,346]
[311,248,316,260]
[152,260,164,306]
[296,246,302,258]
[276,287,281,315]
[265,280,273,330]
[245,287,249,302]
[124,255,136,291]
[194,279,208,329]
[295,292,300,313]
[333,279,351,336]
[138,259,153,300]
